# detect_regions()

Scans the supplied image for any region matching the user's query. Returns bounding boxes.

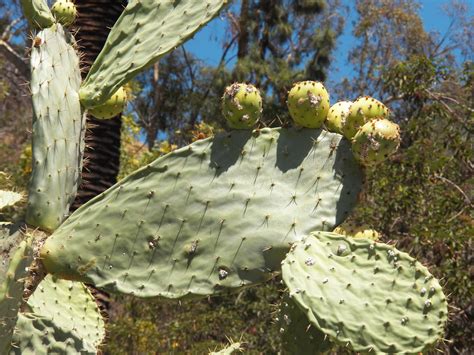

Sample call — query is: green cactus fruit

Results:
[79,0,228,108]
[287,81,330,128]
[41,127,362,299]
[51,0,77,27]
[278,293,332,354]
[222,83,262,129]
[342,96,389,139]
[11,275,105,354]
[325,101,352,135]
[333,220,380,241]
[351,118,400,166]
[0,226,33,354]
[282,231,448,354]
[20,0,55,29]
[0,191,23,211]
[25,24,85,231]
[88,86,127,119]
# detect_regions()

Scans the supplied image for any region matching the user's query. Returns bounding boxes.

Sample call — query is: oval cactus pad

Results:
[282,231,448,354]
[42,128,362,298]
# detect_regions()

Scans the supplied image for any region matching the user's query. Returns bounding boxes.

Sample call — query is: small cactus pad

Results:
[51,0,77,27]
[25,24,85,231]
[0,226,33,354]
[41,127,362,298]
[352,118,400,166]
[222,83,262,129]
[325,101,352,135]
[20,0,54,29]
[287,81,330,128]
[333,220,380,241]
[79,0,228,108]
[0,191,23,211]
[281,231,448,354]
[278,293,332,354]
[10,275,105,354]
[342,96,389,139]
[88,86,127,119]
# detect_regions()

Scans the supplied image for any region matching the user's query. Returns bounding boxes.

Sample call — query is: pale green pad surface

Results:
[278,294,332,354]
[10,275,105,354]
[0,191,23,210]
[79,0,228,107]
[0,226,33,354]
[282,232,448,354]
[42,128,362,298]
[20,0,54,29]
[26,24,85,231]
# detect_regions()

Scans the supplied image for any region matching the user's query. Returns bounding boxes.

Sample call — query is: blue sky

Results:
[184,0,472,90]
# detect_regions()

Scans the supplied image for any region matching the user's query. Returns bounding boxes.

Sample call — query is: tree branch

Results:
[0,40,29,79]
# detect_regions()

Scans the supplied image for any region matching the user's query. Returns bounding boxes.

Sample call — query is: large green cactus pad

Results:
[25,24,85,231]
[10,275,105,354]
[79,0,228,108]
[42,128,362,298]
[0,226,33,354]
[281,231,448,354]
[20,0,54,29]
[278,293,332,354]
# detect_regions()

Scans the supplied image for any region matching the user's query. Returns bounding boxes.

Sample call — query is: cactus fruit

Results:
[333,220,380,241]
[0,191,23,211]
[25,25,85,231]
[19,0,55,29]
[88,86,127,120]
[79,0,228,108]
[287,81,330,128]
[222,83,262,129]
[325,101,352,135]
[351,118,401,166]
[342,96,389,139]
[278,293,332,354]
[51,0,77,27]
[0,227,33,354]
[281,231,448,353]
[40,127,362,298]
[11,276,105,354]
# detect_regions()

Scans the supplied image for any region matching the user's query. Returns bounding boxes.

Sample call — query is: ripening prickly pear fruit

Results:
[325,101,352,134]
[88,87,127,119]
[287,81,330,128]
[352,118,400,166]
[333,221,380,241]
[342,96,389,139]
[222,83,262,129]
[51,0,77,26]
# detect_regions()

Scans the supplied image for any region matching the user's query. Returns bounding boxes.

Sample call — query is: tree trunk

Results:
[71,0,126,210]
[70,0,127,312]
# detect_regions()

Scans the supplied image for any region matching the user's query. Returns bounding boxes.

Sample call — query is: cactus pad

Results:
[281,231,448,354]
[0,226,33,354]
[20,0,54,29]
[10,275,105,354]
[42,127,362,298]
[79,0,228,108]
[25,24,85,231]
[278,293,332,354]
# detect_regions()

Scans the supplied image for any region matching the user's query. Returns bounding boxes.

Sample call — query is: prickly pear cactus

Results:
[287,81,330,128]
[79,0,229,108]
[20,0,55,29]
[88,86,128,119]
[222,83,262,129]
[0,226,33,354]
[10,275,105,354]
[278,293,332,354]
[25,24,85,231]
[281,231,448,353]
[41,127,362,298]
[325,101,352,135]
[51,0,77,27]
[342,96,389,139]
